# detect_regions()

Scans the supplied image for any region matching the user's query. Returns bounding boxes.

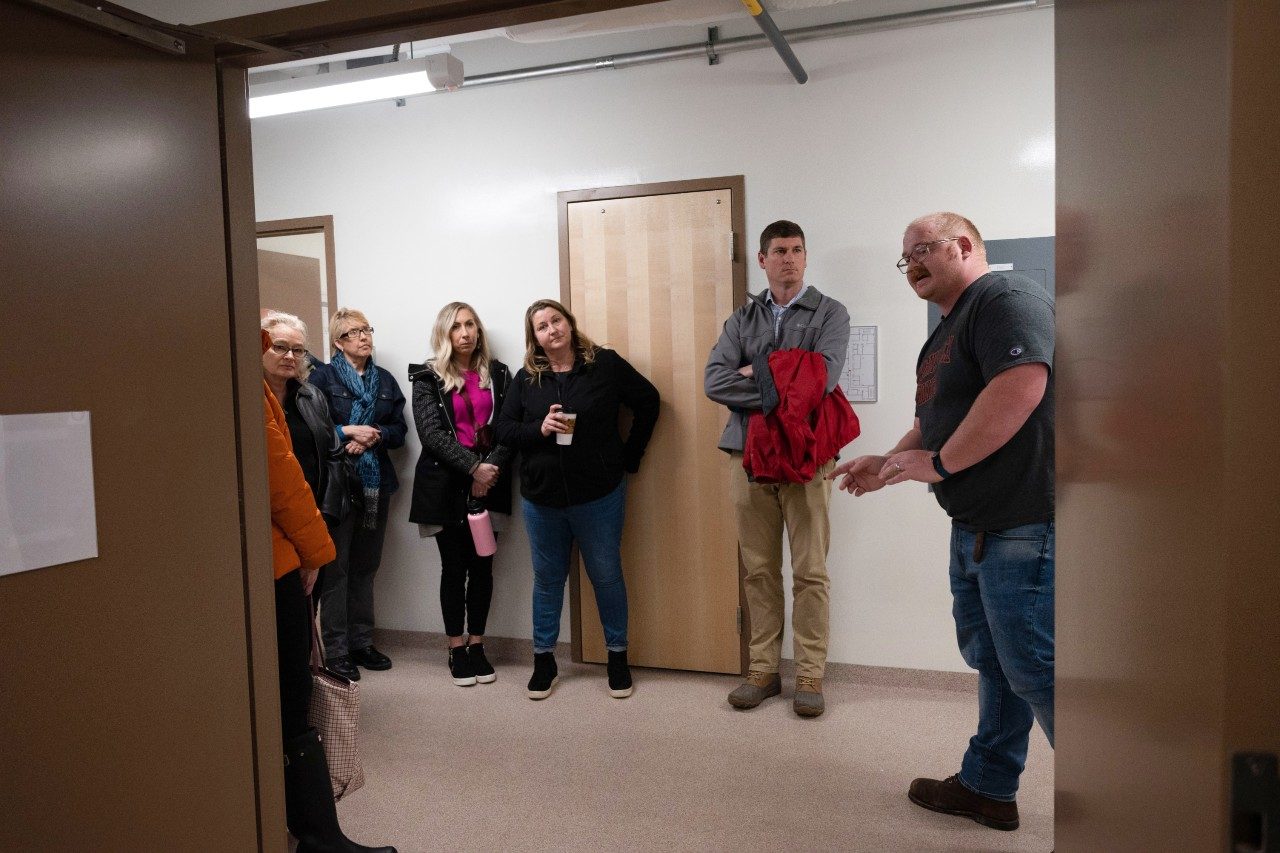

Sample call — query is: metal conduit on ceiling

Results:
[396,0,1041,93]
[247,0,1046,102]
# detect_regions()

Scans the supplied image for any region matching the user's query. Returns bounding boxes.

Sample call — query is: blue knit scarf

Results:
[332,354,382,529]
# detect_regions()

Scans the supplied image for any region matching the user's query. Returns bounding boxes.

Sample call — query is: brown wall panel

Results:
[0,4,264,849]
[1057,0,1280,848]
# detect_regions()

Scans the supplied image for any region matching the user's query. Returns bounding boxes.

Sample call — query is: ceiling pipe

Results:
[454,0,1040,92]
[739,0,808,84]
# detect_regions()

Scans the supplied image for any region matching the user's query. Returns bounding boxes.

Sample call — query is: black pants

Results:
[320,497,390,658]
[435,522,494,638]
[275,569,313,741]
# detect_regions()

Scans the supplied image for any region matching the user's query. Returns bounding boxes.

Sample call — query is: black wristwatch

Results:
[931,452,952,480]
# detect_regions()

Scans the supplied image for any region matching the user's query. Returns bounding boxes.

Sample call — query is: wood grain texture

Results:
[566,189,739,673]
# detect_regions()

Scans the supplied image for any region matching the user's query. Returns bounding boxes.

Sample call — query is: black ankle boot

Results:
[526,652,558,700]
[284,729,397,853]
[448,645,477,686]
[607,649,633,698]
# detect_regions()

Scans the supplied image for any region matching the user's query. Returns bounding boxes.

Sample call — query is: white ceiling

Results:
[116,0,1004,78]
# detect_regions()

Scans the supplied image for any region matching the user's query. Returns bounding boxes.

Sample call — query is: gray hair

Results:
[261,310,313,381]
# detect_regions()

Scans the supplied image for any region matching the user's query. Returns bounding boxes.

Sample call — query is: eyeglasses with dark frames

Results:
[270,342,308,358]
[896,237,959,273]
[338,326,374,340]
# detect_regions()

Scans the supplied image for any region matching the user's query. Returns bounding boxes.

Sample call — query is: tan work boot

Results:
[794,675,824,717]
[727,670,781,709]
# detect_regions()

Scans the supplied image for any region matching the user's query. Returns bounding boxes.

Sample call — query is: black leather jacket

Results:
[288,379,351,526]
[407,359,515,526]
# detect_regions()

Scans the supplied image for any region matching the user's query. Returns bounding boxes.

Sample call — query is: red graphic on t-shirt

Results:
[916,334,953,406]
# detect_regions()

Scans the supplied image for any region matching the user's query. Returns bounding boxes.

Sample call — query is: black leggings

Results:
[435,522,494,638]
[275,570,313,742]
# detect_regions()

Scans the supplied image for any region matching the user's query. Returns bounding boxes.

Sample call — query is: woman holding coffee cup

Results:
[408,302,514,687]
[496,299,659,701]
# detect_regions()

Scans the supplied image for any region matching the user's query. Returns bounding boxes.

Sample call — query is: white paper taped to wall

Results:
[0,411,99,577]
[840,325,878,402]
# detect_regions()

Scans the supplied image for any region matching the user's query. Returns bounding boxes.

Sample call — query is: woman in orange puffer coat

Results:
[263,329,395,853]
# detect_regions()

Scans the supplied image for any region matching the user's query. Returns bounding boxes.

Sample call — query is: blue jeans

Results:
[523,479,629,654]
[950,520,1055,801]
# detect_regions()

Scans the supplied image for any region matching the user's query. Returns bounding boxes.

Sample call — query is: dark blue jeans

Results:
[950,520,1055,801]
[523,479,628,654]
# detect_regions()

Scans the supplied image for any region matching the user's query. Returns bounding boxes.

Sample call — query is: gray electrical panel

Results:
[927,236,1055,334]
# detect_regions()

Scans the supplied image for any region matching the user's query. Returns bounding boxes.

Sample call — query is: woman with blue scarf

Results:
[309,307,408,682]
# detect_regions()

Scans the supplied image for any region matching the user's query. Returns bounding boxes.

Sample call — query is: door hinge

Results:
[1233,752,1279,852]
[21,0,187,54]
[728,232,736,262]
[736,605,743,634]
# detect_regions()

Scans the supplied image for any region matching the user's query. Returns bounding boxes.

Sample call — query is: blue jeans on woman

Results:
[950,520,1055,802]
[523,479,628,654]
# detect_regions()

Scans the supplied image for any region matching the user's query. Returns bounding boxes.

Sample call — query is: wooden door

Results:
[560,179,746,674]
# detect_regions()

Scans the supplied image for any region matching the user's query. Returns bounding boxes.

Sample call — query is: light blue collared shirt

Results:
[765,284,809,342]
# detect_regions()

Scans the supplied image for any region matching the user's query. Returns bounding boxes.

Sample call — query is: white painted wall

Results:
[251,8,1054,672]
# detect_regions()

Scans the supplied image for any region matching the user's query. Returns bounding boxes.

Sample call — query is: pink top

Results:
[452,370,493,449]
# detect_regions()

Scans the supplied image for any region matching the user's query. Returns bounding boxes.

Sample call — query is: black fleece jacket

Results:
[495,348,660,508]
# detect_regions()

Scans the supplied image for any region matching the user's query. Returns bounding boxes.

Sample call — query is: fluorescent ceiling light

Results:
[249,55,462,118]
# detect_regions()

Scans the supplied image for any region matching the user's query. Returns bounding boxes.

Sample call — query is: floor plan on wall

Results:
[840,325,878,402]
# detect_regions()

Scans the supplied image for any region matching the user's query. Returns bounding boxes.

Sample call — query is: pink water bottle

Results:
[467,499,497,557]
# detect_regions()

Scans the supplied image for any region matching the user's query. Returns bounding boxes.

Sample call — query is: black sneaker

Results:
[468,643,496,683]
[448,645,477,686]
[607,649,633,698]
[527,652,558,700]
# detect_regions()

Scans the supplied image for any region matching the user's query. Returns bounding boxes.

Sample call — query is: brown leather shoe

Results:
[793,675,824,717]
[727,670,781,709]
[908,774,1019,831]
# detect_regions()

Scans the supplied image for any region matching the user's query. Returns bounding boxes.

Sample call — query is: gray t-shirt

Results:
[915,272,1055,530]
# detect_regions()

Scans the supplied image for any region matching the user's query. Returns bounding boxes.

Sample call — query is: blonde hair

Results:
[261,310,313,381]
[908,212,986,254]
[429,302,492,393]
[522,299,598,382]
[328,307,371,352]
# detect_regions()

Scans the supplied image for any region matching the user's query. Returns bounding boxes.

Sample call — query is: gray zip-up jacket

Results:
[703,285,851,453]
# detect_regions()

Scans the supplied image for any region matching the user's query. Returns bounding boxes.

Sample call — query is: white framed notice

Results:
[0,411,99,576]
[840,325,878,402]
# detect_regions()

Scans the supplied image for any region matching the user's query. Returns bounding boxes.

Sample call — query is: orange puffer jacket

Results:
[263,331,336,579]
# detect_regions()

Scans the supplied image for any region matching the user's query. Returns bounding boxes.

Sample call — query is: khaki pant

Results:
[730,456,834,679]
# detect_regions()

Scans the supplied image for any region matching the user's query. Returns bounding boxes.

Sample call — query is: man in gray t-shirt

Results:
[831,212,1054,834]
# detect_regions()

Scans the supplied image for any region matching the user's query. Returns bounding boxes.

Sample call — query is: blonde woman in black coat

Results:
[409,302,514,686]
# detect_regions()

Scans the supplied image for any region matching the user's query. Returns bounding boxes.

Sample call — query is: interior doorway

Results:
[256,215,339,354]
[558,177,748,675]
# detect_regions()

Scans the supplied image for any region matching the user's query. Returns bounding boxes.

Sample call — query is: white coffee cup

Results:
[556,412,578,445]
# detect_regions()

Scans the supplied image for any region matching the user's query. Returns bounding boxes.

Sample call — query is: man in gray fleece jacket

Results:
[704,219,850,718]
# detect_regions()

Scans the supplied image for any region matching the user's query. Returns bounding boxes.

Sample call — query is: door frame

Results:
[556,175,749,672]
[256,214,340,315]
